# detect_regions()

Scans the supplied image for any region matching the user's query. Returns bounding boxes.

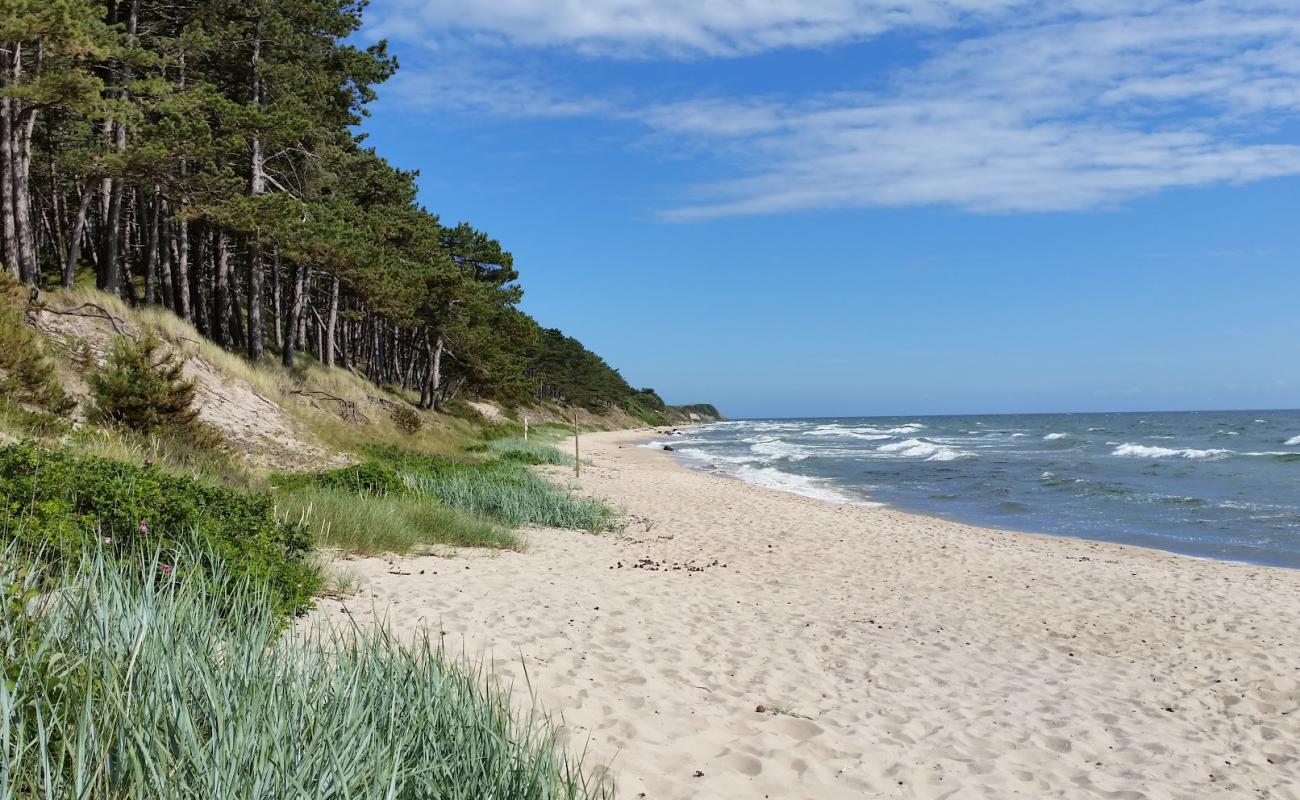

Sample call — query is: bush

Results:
[278,487,520,553]
[89,331,202,437]
[271,460,407,496]
[0,272,72,413]
[391,404,423,434]
[0,545,610,800]
[0,444,318,615]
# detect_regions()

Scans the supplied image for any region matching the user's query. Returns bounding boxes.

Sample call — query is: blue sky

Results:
[356,1,1300,419]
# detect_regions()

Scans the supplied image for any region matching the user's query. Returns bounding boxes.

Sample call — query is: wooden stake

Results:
[573,408,581,478]
[523,415,529,441]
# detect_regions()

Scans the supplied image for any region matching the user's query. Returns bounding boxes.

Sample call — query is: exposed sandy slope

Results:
[316,430,1300,799]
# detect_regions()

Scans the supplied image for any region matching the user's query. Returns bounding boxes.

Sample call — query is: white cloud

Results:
[368,1,1300,217]
[365,0,1037,57]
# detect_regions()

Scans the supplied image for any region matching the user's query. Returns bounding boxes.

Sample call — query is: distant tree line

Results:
[0,0,670,414]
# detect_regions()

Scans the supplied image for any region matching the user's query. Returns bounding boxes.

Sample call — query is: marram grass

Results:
[404,463,613,533]
[0,543,611,800]
[485,437,574,466]
[277,486,522,554]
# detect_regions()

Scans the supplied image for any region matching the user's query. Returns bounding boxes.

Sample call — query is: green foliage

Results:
[271,460,407,496]
[0,273,72,413]
[0,444,318,615]
[360,445,612,531]
[486,437,574,466]
[391,404,422,434]
[278,487,519,554]
[88,331,203,437]
[0,544,611,800]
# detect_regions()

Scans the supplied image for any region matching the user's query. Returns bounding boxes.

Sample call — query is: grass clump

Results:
[278,487,520,553]
[0,443,318,615]
[486,436,574,466]
[364,445,614,532]
[403,460,613,532]
[0,544,611,800]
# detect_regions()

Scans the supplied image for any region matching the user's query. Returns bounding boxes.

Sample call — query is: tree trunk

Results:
[282,260,307,368]
[270,251,282,350]
[100,129,124,294]
[245,16,266,360]
[189,220,208,334]
[212,229,231,346]
[167,203,192,320]
[143,187,160,304]
[101,0,139,295]
[13,101,39,284]
[63,181,95,287]
[0,49,19,279]
[323,273,339,367]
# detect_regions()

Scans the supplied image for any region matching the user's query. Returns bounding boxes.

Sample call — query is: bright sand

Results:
[315,430,1300,799]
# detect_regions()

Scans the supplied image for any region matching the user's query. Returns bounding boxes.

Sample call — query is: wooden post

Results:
[523,415,529,441]
[573,408,581,478]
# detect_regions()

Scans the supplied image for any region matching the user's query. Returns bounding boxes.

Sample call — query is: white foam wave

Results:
[1043,432,1068,441]
[807,423,919,439]
[668,448,759,468]
[1010,433,1028,438]
[1111,444,1232,460]
[749,438,812,461]
[733,465,882,507]
[1286,435,1300,446]
[877,438,973,462]
[639,438,704,449]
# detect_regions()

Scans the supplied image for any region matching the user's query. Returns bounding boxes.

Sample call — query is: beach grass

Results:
[277,486,521,554]
[485,436,575,465]
[400,459,614,532]
[0,543,609,800]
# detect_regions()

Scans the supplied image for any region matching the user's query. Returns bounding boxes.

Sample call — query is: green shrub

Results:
[0,544,611,800]
[391,404,423,434]
[271,460,407,496]
[0,272,72,413]
[0,444,318,615]
[88,331,203,437]
[278,487,520,553]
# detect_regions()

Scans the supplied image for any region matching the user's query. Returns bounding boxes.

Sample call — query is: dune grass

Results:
[277,486,520,554]
[402,460,614,532]
[485,436,574,466]
[0,543,610,800]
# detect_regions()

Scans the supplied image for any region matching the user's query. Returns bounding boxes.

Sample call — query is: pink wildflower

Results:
[160,564,173,575]
[103,536,113,544]
[139,520,149,534]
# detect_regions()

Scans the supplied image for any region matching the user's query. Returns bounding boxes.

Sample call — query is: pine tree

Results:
[89,331,200,435]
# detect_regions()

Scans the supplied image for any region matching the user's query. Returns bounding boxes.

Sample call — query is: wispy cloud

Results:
[364,0,1035,58]
[366,1,1300,217]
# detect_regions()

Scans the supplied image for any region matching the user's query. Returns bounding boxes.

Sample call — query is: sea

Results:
[647,410,1300,568]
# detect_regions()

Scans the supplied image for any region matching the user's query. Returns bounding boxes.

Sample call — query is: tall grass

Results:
[485,437,574,466]
[278,487,521,553]
[404,462,613,532]
[0,544,610,800]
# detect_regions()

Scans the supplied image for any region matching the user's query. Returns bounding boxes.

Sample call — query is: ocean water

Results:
[648,410,1300,568]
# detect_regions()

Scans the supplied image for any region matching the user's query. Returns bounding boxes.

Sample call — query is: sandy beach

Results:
[316,430,1300,799]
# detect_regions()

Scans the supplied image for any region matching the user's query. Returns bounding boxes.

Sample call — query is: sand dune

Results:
[314,430,1300,799]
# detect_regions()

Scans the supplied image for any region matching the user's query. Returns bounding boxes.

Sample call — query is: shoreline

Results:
[643,424,1300,572]
[318,428,1300,799]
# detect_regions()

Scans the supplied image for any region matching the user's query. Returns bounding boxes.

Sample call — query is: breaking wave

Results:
[1111,444,1232,460]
